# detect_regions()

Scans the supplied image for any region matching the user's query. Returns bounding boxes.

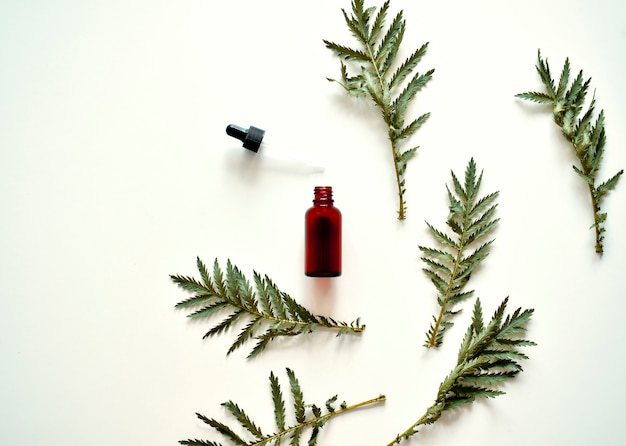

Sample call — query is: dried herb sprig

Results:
[420,158,499,348]
[324,0,434,220]
[180,368,385,446]
[389,297,535,445]
[171,258,364,359]
[516,50,623,255]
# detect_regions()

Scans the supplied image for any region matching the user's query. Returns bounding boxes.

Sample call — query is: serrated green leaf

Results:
[172,258,364,358]
[515,91,554,104]
[171,274,211,295]
[271,371,286,432]
[597,170,623,196]
[341,7,369,44]
[418,246,456,263]
[175,293,215,309]
[564,71,587,109]
[212,259,226,296]
[470,191,499,219]
[465,218,499,245]
[204,310,245,339]
[325,0,433,219]
[325,395,338,413]
[288,368,306,423]
[460,241,493,269]
[556,57,570,100]
[390,42,429,89]
[572,165,594,185]
[393,69,434,125]
[535,50,556,99]
[199,415,246,445]
[197,256,212,288]
[222,401,264,440]
[183,369,384,446]
[187,301,229,319]
[422,268,449,296]
[426,222,460,250]
[375,11,404,64]
[369,0,389,45]
[227,317,263,355]
[179,439,222,446]
[323,40,369,62]
[422,159,498,348]
[390,297,534,444]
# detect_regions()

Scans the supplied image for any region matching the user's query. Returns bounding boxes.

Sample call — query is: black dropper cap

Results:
[226,124,266,153]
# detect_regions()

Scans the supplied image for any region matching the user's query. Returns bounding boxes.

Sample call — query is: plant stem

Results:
[391,140,406,220]
[250,395,386,446]
[426,211,469,347]
[588,184,602,254]
[197,281,364,335]
[246,305,365,334]
[363,32,407,220]
[386,408,433,446]
[563,116,608,255]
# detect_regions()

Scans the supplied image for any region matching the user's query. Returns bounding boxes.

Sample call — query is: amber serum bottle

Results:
[305,186,342,277]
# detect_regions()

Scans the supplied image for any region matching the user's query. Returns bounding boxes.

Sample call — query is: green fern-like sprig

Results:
[516,50,623,255]
[171,258,365,359]
[180,368,386,446]
[388,297,535,445]
[324,0,434,220]
[420,158,499,348]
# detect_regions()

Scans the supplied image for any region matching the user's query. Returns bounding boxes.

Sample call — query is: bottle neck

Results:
[313,186,333,206]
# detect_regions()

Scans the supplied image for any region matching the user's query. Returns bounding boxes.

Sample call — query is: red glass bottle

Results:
[305,186,342,277]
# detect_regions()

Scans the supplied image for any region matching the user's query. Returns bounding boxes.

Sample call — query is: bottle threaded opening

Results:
[313,186,333,203]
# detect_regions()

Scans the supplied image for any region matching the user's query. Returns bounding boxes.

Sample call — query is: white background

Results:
[1,1,625,445]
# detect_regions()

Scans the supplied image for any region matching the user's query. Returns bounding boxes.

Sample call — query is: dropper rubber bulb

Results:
[226,124,265,152]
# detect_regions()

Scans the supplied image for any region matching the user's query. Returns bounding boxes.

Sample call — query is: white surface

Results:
[1,1,625,445]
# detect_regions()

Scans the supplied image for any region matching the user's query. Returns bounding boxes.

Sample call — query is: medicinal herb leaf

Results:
[516,50,623,255]
[420,158,499,348]
[388,297,535,445]
[180,368,386,446]
[171,258,364,359]
[324,0,434,220]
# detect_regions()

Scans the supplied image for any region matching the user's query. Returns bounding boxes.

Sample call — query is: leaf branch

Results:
[171,258,364,359]
[388,298,535,445]
[420,158,499,347]
[180,368,386,446]
[324,0,434,220]
[516,50,623,255]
